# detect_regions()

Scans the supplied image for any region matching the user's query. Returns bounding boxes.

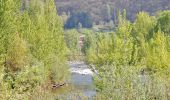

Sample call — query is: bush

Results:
[84,11,170,99]
[0,0,69,99]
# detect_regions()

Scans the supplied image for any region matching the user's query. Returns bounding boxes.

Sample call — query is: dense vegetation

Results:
[64,12,93,29]
[0,0,170,100]
[0,0,69,99]
[82,11,170,99]
[56,0,170,28]
[63,11,170,99]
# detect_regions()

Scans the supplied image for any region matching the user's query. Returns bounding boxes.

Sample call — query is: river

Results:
[56,61,96,100]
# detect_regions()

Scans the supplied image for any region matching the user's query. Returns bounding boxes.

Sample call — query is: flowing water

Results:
[55,61,96,100]
[69,61,96,99]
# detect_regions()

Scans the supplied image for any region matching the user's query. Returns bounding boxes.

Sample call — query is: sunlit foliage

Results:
[84,11,170,99]
[0,0,69,99]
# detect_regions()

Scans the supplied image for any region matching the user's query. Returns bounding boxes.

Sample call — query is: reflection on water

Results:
[55,61,96,100]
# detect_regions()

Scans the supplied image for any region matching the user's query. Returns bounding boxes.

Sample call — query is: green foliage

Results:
[0,0,69,99]
[133,12,156,38]
[65,29,80,59]
[146,31,168,71]
[94,65,170,100]
[6,35,29,71]
[66,30,79,49]
[156,11,170,34]
[83,11,170,99]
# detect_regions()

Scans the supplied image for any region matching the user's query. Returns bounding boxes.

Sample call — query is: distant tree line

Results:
[56,0,170,27]
[64,12,93,29]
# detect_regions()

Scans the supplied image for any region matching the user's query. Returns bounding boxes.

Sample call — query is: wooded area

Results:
[56,0,170,29]
[0,0,170,99]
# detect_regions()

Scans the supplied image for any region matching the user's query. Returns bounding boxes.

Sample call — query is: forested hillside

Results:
[56,0,170,28]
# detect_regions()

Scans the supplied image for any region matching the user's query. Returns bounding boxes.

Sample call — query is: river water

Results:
[69,61,96,99]
[56,61,96,100]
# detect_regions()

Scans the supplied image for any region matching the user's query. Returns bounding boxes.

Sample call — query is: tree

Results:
[131,12,156,64]
[64,12,93,29]
[156,11,170,34]
[0,0,69,99]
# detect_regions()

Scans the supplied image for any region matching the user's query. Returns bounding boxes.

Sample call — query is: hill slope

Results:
[55,0,170,24]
